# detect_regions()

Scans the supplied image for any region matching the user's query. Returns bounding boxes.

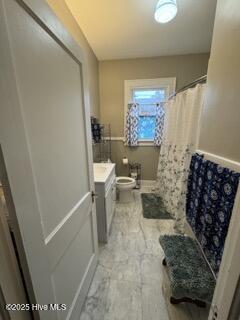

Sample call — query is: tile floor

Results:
[80,188,209,320]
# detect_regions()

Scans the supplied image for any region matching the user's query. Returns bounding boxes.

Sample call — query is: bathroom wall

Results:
[198,0,240,162]
[47,0,100,118]
[99,53,210,180]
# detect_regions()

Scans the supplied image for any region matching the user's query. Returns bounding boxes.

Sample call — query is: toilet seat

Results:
[116,177,136,198]
[116,176,135,186]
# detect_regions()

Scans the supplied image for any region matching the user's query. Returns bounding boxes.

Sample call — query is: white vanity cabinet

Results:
[93,163,116,243]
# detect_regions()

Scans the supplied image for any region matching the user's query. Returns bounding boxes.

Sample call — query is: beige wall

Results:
[47,0,100,118]
[198,0,240,162]
[99,53,210,179]
[111,142,160,181]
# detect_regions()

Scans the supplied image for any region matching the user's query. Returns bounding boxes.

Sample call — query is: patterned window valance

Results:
[125,103,165,147]
[154,103,165,147]
[124,103,139,146]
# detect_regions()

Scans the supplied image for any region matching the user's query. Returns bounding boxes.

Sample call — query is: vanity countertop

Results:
[93,163,116,184]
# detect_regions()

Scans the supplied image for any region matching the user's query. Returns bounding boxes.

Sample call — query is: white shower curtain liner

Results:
[156,83,206,233]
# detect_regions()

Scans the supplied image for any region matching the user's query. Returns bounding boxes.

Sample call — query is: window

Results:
[133,88,166,140]
[124,78,176,145]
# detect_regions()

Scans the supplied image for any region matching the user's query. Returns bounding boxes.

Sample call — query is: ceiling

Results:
[65,0,217,60]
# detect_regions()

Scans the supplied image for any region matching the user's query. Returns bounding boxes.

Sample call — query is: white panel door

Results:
[0,0,98,319]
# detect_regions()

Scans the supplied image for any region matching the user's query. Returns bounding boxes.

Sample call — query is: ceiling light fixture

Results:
[154,0,178,24]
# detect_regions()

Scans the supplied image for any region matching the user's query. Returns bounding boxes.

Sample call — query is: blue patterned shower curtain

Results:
[125,103,139,146]
[154,103,165,146]
[186,153,240,275]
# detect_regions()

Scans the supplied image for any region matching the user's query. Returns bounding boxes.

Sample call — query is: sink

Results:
[93,163,115,183]
[95,166,107,174]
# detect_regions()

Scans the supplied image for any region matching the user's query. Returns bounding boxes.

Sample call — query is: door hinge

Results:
[91,191,98,203]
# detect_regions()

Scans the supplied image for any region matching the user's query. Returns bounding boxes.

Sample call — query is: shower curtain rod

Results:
[168,75,207,100]
[131,75,207,106]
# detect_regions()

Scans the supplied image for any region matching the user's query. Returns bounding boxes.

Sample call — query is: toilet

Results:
[116,176,136,203]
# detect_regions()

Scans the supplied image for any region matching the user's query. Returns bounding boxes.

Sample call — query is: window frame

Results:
[124,78,176,146]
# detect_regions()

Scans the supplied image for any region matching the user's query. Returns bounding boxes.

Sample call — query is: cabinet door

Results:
[105,187,113,234]
[105,177,116,235]
[111,182,116,217]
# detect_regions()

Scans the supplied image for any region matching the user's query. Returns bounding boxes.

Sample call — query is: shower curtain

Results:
[156,84,206,233]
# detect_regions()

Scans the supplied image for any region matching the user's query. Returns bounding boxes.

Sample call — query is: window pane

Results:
[132,87,166,141]
[138,116,156,140]
[139,104,156,116]
[133,89,165,105]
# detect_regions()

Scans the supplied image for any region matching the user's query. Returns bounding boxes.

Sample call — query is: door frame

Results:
[0,181,32,320]
[0,0,98,318]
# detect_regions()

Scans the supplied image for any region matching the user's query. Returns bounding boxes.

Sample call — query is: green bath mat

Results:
[159,235,216,303]
[141,193,173,219]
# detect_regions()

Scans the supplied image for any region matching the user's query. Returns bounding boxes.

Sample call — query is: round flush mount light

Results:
[154,0,178,24]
